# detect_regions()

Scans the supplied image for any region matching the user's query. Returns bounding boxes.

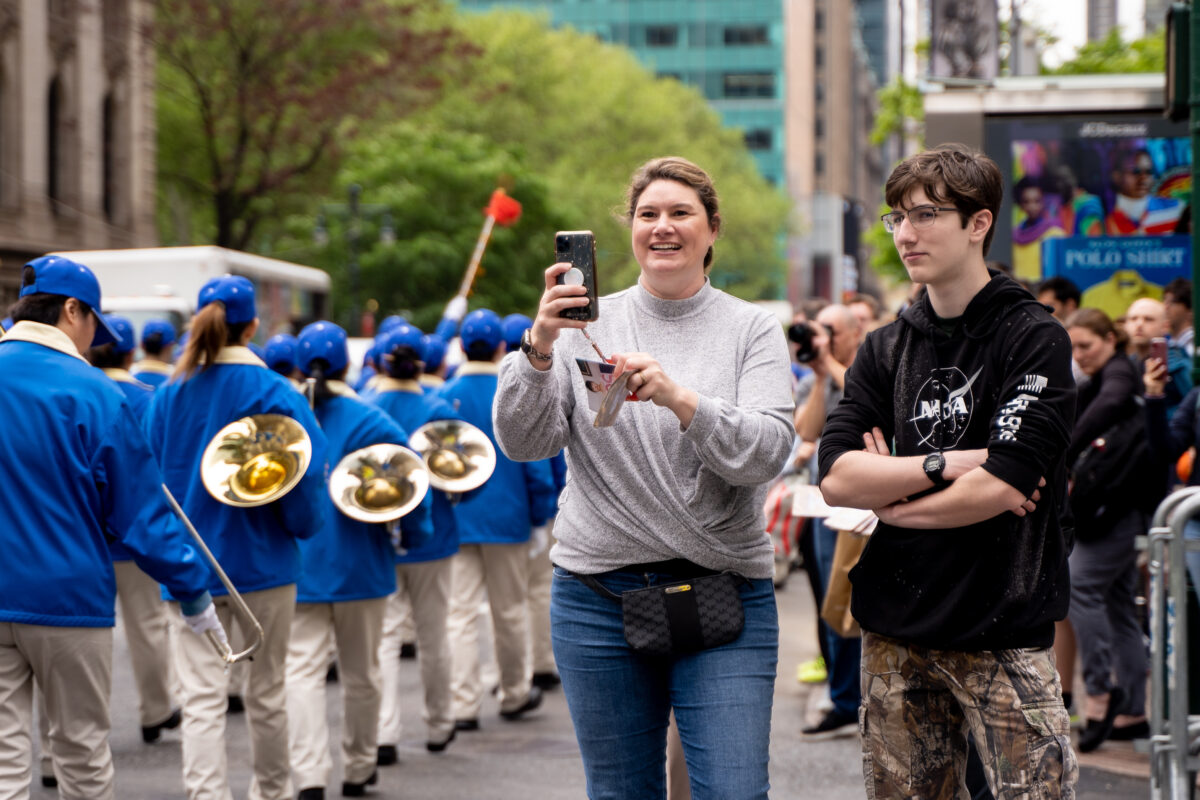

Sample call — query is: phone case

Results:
[555,230,599,322]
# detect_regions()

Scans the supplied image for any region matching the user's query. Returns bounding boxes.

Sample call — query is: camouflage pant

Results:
[860,632,1078,800]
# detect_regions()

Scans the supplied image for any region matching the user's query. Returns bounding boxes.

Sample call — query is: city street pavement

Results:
[33,573,1149,798]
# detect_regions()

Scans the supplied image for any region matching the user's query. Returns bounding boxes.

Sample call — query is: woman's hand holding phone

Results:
[527,263,592,370]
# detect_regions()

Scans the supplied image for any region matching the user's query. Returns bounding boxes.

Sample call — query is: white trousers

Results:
[172,584,296,800]
[377,558,454,744]
[114,560,178,725]
[527,522,556,676]
[447,544,531,719]
[0,622,113,800]
[286,598,386,789]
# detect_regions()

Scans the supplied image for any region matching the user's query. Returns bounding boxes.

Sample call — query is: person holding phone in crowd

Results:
[493,156,794,799]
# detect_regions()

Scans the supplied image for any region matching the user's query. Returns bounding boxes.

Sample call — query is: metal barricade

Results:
[1146,487,1200,799]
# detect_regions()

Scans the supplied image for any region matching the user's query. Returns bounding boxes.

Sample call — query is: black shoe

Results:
[227,694,245,714]
[41,774,57,788]
[399,642,417,660]
[141,708,182,743]
[426,729,456,753]
[454,718,480,732]
[499,686,544,721]
[801,709,858,741]
[1078,687,1126,753]
[298,788,325,800]
[1108,720,1151,741]
[1061,691,1073,712]
[532,672,562,690]
[341,771,377,797]
[326,662,339,683]
[376,744,398,766]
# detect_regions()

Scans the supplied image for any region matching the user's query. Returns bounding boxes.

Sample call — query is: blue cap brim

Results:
[91,311,120,347]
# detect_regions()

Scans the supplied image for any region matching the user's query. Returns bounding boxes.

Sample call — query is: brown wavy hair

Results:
[622,157,721,271]
[1064,307,1129,353]
[173,302,252,380]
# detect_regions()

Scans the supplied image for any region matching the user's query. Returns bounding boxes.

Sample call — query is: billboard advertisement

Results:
[985,114,1191,314]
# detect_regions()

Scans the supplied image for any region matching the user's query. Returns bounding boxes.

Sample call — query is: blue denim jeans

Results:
[811,517,862,716]
[551,566,778,800]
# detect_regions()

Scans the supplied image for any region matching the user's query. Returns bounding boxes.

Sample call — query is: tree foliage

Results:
[397,9,791,306]
[1045,28,1165,75]
[153,0,474,250]
[870,77,924,148]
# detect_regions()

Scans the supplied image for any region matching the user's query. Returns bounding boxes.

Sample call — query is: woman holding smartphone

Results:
[493,157,794,799]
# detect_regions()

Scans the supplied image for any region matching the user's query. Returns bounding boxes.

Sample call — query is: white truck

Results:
[53,245,331,341]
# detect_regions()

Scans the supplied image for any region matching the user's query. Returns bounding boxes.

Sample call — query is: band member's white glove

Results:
[184,604,229,648]
[443,295,468,322]
[529,524,550,560]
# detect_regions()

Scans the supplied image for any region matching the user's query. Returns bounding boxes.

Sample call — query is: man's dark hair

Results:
[142,332,168,357]
[1035,276,1081,307]
[9,265,88,326]
[464,340,496,362]
[86,343,124,369]
[1165,277,1193,310]
[884,143,1004,255]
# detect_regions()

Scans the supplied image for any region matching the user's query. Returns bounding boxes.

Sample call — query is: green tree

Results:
[153,0,473,250]
[1045,27,1165,75]
[407,9,791,303]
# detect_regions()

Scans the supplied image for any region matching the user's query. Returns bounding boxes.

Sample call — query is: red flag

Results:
[484,188,522,227]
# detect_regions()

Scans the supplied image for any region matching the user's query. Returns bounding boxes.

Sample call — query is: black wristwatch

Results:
[923,452,948,487]
[520,328,553,362]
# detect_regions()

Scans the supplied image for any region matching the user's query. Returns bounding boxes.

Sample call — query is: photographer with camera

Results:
[792,304,864,739]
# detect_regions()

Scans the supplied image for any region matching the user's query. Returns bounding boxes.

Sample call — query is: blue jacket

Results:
[103,369,154,562]
[145,346,327,598]
[130,359,173,390]
[439,363,558,544]
[370,378,461,563]
[0,323,212,627]
[299,382,431,602]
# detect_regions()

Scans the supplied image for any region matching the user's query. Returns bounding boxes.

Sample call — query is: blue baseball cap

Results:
[420,334,447,370]
[502,313,534,352]
[460,309,504,352]
[21,255,120,346]
[264,334,299,373]
[105,315,137,354]
[378,315,409,336]
[381,322,424,356]
[298,321,349,376]
[197,275,256,325]
[141,319,177,348]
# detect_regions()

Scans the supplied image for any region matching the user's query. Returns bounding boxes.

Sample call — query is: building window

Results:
[47,76,62,212]
[744,129,772,150]
[815,117,824,139]
[724,25,768,46]
[815,46,824,68]
[815,152,825,176]
[103,93,116,221]
[723,73,775,99]
[815,82,825,104]
[815,9,825,32]
[645,25,678,47]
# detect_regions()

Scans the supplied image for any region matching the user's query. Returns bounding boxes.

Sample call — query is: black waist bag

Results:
[574,570,749,656]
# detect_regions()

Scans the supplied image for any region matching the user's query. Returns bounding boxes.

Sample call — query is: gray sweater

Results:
[494,280,795,579]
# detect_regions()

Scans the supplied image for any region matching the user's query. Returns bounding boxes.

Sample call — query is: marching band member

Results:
[145,276,327,800]
[371,323,462,762]
[417,333,448,392]
[264,333,302,383]
[441,309,557,730]
[130,318,177,389]
[0,255,223,800]
[502,313,564,690]
[286,321,431,800]
[86,316,181,743]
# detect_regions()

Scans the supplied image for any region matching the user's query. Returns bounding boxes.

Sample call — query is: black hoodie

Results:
[817,273,1077,651]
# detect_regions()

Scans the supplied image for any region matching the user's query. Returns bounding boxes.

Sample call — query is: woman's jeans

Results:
[551,566,778,800]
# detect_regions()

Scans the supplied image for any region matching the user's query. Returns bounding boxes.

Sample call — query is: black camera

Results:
[787,322,831,364]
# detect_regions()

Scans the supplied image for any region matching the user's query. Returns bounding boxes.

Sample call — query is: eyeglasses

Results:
[1125,167,1154,176]
[880,205,959,233]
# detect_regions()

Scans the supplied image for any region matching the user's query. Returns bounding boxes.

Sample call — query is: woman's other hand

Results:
[610,351,699,427]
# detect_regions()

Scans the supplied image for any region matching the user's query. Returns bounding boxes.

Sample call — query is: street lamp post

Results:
[315,183,395,335]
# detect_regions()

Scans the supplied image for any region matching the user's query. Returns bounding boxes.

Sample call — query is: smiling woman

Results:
[492,156,796,799]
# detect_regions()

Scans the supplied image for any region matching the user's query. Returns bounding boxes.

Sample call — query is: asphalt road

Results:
[30,573,1148,799]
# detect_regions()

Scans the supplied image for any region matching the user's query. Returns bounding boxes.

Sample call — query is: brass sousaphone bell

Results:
[329,444,430,522]
[201,414,313,507]
[408,420,497,493]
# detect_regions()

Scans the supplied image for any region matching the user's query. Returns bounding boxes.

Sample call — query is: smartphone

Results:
[555,230,599,322]
[1151,336,1168,364]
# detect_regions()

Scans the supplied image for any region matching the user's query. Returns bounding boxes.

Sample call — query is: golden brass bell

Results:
[200,414,313,507]
[408,420,496,493]
[329,444,430,523]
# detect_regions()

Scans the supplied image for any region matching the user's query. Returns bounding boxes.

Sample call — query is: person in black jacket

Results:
[818,144,1078,799]
[1062,308,1152,752]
